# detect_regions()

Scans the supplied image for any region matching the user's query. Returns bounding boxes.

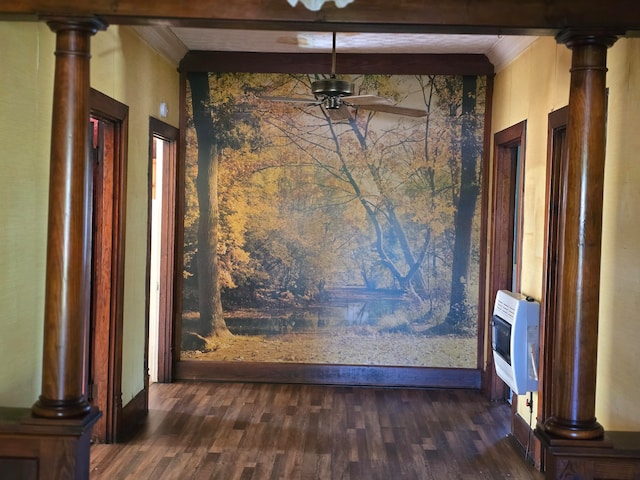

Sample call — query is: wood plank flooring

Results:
[90,381,544,480]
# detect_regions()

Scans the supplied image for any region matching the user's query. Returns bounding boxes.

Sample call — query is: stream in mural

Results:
[222,288,408,336]
[180,72,486,368]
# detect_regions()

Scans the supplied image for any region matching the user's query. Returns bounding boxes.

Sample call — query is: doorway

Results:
[87,89,129,444]
[539,106,568,442]
[145,118,179,386]
[487,120,527,401]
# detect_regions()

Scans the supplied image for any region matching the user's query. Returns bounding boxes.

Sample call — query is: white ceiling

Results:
[134,26,538,72]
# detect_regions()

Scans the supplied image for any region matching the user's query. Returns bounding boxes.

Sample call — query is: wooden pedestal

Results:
[537,429,640,479]
[0,407,101,480]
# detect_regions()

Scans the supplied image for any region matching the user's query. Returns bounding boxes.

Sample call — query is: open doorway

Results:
[145,118,179,387]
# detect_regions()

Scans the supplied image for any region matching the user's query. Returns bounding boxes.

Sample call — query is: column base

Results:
[542,416,604,440]
[32,396,91,419]
[0,406,101,480]
[536,427,640,480]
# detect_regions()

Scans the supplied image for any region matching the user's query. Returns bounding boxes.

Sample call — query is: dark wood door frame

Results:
[485,120,526,401]
[88,88,129,443]
[532,106,568,470]
[145,117,180,386]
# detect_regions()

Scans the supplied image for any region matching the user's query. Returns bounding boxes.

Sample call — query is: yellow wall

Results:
[597,38,640,430]
[492,36,640,430]
[91,25,180,405]
[0,22,54,407]
[0,21,179,407]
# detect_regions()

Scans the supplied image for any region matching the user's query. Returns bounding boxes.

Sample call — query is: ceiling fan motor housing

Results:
[312,78,354,97]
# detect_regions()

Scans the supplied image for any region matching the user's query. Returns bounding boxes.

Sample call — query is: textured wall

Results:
[596,37,640,431]
[91,25,180,405]
[492,36,640,431]
[0,22,54,407]
[0,21,179,408]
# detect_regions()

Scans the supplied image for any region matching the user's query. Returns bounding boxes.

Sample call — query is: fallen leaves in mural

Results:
[181,330,476,368]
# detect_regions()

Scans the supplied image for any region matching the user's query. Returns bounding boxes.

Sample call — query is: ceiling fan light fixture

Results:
[287,0,354,11]
[323,96,343,110]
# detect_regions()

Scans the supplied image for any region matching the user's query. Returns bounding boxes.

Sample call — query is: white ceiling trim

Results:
[486,35,538,72]
[132,26,537,71]
[131,25,189,66]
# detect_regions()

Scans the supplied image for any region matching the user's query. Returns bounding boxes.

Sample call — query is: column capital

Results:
[556,29,619,49]
[44,16,108,35]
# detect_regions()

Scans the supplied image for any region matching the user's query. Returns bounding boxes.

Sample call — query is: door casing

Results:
[87,89,128,443]
[145,117,180,386]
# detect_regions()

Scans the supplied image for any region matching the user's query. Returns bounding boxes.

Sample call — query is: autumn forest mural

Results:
[181,72,486,368]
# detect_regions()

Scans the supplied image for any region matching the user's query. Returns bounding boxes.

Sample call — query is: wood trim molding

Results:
[484,120,526,401]
[90,88,129,120]
[118,388,148,443]
[175,361,482,389]
[2,1,638,36]
[512,409,543,471]
[179,52,494,74]
[538,106,568,436]
[89,88,129,444]
[175,65,493,390]
[146,117,180,385]
[174,72,189,382]
[477,74,494,379]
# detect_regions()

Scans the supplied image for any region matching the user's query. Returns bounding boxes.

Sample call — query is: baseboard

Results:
[118,387,148,442]
[512,410,543,470]
[175,360,482,389]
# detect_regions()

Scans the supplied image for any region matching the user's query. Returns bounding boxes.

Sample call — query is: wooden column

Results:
[32,18,106,419]
[541,31,617,441]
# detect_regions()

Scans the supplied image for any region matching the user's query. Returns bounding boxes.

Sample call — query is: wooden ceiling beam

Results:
[1,0,639,35]
[178,52,494,74]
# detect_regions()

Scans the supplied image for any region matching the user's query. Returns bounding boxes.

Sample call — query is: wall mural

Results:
[181,72,486,368]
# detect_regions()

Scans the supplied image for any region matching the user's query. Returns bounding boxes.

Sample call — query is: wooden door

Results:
[87,89,129,443]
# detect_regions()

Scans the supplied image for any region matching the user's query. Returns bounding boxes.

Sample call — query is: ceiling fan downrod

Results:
[311,32,355,100]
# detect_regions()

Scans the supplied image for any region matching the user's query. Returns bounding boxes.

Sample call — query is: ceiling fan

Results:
[261,33,427,120]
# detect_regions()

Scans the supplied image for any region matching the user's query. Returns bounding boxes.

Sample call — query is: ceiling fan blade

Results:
[344,95,389,105]
[345,95,427,117]
[260,95,320,105]
[358,104,427,117]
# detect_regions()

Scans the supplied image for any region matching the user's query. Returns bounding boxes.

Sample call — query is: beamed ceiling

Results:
[2,0,639,71]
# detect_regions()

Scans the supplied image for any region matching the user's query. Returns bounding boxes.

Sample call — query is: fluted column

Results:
[32,18,106,419]
[542,31,617,440]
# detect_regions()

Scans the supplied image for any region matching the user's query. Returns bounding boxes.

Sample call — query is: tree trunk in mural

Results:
[343,111,430,298]
[187,72,230,338]
[444,75,479,333]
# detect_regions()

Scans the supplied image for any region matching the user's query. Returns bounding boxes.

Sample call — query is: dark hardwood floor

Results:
[90,381,544,479]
